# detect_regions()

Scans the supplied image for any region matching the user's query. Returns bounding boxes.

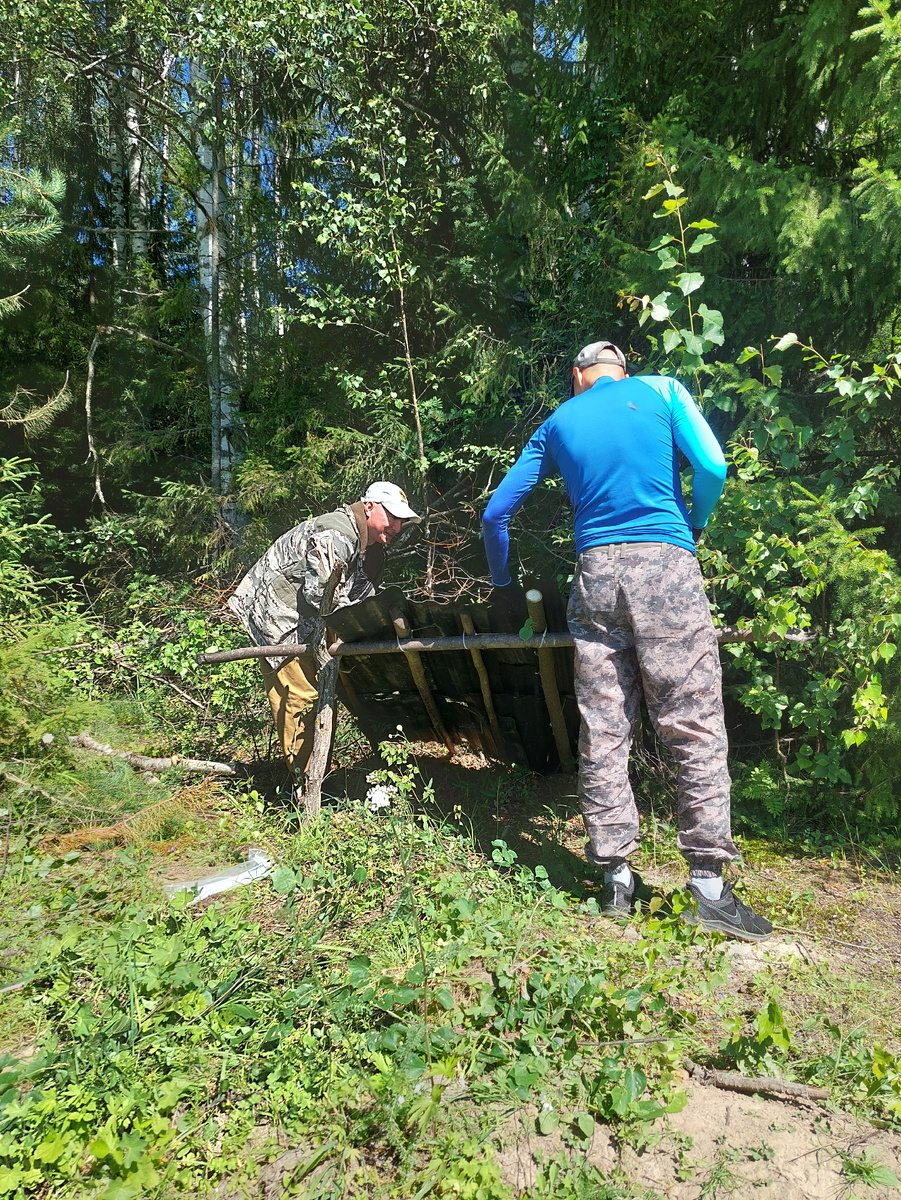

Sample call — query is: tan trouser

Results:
[260,657,319,777]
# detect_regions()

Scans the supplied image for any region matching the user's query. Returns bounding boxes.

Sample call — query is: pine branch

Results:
[0,375,73,438]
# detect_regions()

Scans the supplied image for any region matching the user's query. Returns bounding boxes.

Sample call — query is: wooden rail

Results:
[197,625,814,666]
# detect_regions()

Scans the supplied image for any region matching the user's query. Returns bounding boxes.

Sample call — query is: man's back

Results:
[544,375,692,552]
[483,373,726,581]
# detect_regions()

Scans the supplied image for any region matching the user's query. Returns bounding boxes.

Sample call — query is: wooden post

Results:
[461,610,508,761]
[391,608,455,754]
[297,564,344,821]
[525,588,573,770]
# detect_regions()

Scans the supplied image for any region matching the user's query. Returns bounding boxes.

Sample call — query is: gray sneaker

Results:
[601,870,641,918]
[683,880,773,942]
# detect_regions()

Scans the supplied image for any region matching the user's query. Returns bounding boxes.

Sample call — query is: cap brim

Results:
[383,502,421,521]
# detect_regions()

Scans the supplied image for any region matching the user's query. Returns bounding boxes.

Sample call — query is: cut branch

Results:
[70,732,238,776]
[195,624,816,665]
[684,1059,829,1103]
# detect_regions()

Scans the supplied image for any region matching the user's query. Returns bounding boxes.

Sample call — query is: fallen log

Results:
[684,1058,829,1102]
[70,732,238,776]
[196,625,815,666]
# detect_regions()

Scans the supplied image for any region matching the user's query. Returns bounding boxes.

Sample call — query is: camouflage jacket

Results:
[227,503,384,668]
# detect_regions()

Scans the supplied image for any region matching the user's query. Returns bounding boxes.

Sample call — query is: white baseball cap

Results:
[362,481,421,522]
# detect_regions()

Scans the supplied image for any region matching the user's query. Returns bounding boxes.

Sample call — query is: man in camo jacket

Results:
[482,341,772,941]
[229,482,419,778]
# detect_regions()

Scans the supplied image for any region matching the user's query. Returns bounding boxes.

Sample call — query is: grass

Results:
[1,726,901,1198]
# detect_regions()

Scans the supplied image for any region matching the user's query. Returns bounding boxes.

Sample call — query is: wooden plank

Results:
[391,608,455,754]
[460,610,509,761]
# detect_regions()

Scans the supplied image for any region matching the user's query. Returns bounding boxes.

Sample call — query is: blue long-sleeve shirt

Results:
[482,374,727,586]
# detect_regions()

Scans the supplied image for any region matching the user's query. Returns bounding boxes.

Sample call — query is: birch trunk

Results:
[194,65,243,530]
[126,66,148,260]
[109,100,127,273]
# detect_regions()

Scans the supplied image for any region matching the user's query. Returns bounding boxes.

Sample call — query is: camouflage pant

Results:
[568,542,737,868]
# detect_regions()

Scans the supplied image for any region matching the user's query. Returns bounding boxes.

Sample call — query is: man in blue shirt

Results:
[483,341,771,941]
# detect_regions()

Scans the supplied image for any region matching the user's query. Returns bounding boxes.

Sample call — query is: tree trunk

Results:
[194,65,243,535]
[126,66,148,260]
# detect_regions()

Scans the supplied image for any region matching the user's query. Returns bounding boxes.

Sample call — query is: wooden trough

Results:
[199,582,814,782]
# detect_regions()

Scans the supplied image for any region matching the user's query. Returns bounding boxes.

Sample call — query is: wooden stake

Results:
[298,564,344,821]
[461,610,508,761]
[391,608,455,754]
[525,589,573,770]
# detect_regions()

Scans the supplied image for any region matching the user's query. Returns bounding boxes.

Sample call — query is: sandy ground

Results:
[494,1083,901,1198]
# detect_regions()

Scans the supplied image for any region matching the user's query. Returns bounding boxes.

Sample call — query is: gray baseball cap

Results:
[573,340,627,371]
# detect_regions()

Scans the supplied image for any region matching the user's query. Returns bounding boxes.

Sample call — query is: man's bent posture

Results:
[482,341,771,941]
[229,482,419,779]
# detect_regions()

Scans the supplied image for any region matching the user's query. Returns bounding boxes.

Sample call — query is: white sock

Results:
[604,862,632,886]
[691,874,723,901]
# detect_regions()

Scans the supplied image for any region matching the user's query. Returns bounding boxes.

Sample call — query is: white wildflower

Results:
[366,784,396,812]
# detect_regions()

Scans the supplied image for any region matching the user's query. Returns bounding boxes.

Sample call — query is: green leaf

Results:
[772,332,799,352]
[687,219,718,230]
[642,183,665,200]
[683,332,705,356]
[574,1112,594,1139]
[518,617,534,641]
[650,291,672,320]
[271,867,297,895]
[621,1066,647,1106]
[869,1165,900,1187]
[347,956,370,986]
[647,234,676,251]
[688,232,716,253]
[662,328,682,353]
[676,272,704,296]
[737,346,759,364]
[34,1135,68,1164]
[763,365,783,387]
[663,180,685,197]
[697,303,723,328]
[538,1109,559,1135]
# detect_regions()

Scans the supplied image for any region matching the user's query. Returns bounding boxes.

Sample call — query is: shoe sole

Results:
[683,914,772,942]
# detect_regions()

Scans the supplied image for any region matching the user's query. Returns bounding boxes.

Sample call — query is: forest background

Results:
[3,0,901,838]
[5,3,901,1198]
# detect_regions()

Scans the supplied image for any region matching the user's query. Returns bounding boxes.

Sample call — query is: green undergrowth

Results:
[1,745,900,1199]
